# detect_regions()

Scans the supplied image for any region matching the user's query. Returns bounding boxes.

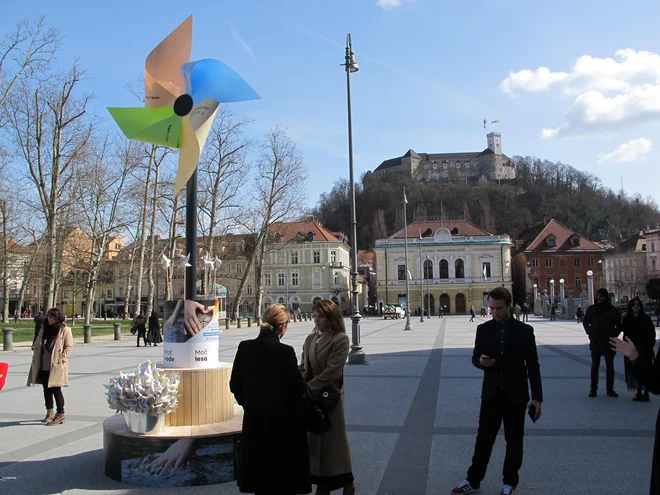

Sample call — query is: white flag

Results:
[483,264,488,280]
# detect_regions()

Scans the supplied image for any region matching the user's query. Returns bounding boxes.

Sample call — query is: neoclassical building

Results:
[374,220,513,314]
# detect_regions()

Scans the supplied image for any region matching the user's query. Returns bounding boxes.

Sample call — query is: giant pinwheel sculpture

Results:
[108,15,259,195]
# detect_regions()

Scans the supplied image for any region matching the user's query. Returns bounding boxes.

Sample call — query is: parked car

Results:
[383,305,404,319]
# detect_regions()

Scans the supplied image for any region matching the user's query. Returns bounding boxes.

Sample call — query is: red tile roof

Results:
[522,219,603,253]
[269,221,341,242]
[357,250,375,264]
[389,220,492,239]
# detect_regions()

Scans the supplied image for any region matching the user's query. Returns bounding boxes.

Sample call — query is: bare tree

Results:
[238,127,308,321]
[5,64,93,309]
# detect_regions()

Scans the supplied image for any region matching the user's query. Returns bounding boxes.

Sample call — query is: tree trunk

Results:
[134,146,155,316]
[1,201,8,323]
[145,148,161,317]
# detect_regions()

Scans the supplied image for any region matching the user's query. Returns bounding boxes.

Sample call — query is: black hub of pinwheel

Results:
[173,94,194,117]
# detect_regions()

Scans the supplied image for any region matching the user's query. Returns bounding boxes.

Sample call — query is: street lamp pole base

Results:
[404,324,413,331]
[348,312,366,364]
[348,346,366,364]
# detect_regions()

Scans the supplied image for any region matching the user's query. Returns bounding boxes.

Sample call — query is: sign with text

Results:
[162,299,220,369]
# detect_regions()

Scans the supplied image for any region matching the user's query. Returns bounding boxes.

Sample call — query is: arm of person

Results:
[62,327,73,360]
[472,325,495,369]
[307,333,349,394]
[525,326,543,403]
[582,307,593,335]
[229,343,244,406]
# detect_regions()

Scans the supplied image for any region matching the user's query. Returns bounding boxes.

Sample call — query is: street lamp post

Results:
[549,279,555,307]
[419,233,424,322]
[343,33,365,364]
[403,187,412,331]
[426,256,431,316]
[587,270,594,304]
[559,278,565,306]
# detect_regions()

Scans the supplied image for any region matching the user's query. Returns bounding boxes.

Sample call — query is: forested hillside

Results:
[313,156,659,248]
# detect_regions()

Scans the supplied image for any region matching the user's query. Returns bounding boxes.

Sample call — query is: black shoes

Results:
[589,390,597,397]
[606,390,619,398]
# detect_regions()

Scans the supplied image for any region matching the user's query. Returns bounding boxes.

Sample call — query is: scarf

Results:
[42,322,61,353]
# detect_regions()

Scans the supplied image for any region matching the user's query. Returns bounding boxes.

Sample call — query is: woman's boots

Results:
[46,413,65,425]
[42,409,54,423]
[315,484,355,495]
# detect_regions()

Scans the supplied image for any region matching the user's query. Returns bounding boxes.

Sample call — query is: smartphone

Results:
[528,405,537,423]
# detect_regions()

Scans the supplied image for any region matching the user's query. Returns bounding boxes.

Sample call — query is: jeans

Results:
[39,369,65,414]
[591,348,615,392]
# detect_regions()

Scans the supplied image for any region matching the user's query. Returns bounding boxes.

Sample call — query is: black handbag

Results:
[306,354,343,412]
[303,384,331,434]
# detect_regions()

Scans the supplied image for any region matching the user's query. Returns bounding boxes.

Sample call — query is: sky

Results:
[3,0,660,212]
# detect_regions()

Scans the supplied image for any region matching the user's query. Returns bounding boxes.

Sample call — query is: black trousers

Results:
[39,370,65,414]
[136,329,147,346]
[590,348,615,392]
[467,388,526,488]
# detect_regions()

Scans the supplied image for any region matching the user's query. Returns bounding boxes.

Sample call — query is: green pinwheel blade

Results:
[107,106,182,148]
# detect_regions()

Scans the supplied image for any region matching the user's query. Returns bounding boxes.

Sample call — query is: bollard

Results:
[2,328,13,351]
[83,324,92,344]
[225,318,230,330]
[237,318,242,328]
[113,323,121,341]
[247,317,252,327]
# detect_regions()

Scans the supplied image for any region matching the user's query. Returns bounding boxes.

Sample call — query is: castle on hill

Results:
[372,132,516,182]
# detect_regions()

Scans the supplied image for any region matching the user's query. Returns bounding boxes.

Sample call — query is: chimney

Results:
[543,213,551,225]
[513,225,519,239]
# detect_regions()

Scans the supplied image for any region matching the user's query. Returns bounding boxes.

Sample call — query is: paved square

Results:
[0,315,655,494]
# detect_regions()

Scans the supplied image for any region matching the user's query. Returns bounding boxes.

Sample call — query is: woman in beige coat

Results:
[27,307,73,425]
[301,300,354,495]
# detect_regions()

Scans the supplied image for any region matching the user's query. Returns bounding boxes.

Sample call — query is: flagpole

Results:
[419,230,424,323]
[403,187,412,331]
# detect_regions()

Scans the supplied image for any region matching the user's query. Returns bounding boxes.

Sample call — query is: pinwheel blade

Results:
[182,59,260,104]
[107,107,182,147]
[145,15,192,108]
[173,98,219,195]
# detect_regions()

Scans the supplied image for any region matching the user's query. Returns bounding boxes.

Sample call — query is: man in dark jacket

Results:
[452,287,543,495]
[583,288,622,398]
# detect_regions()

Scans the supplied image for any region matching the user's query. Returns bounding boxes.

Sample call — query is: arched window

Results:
[439,259,449,279]
[455,259,465,278]
[424,259,433,279]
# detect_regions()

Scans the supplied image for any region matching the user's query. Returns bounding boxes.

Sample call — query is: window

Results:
[439,259,449,279]
[398,265,406,281]
[115,242,120,250]
[588,257,594,266]
[547,238,556,247]
[572,238,581,246]
[423,259,433,279]
[278,271,286,287]
[455,259,465,278]
[575,277,582,288]
[107,289,112,298]
[574,257,581,267]
[652,242,656,253]
[291,252,298,264]
[236,263,243,274]
[482,262,491,279]
[33,285,37,295]
[119,287,124,296]
[533,278,539,287]
[291,271,299,286]
[334,272,341,285]
[26,286,30,295]
[64,290,69,298]
[313,250,320,264]
[545,258,552,268]
[433,162,438,170]
[313,270,322,288]
[466,162,470,168]
[653,260,656,272]
[264,272,272,287]
[443,163,448,169]
[331,251,337,263]
[532,258,539,268]
[247,283,253,295]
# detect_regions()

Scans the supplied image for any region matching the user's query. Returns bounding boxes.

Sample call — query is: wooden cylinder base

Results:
[160,364,234,426]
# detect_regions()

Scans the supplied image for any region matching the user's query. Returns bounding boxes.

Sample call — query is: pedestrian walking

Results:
[576,305,583,324]
[522,303,529,322]
[301,300,355,495]
[583,288,622,398]
[452,288,543,495]
[622,298,655,402]
[514,304,522,321]
[133,312,147,347]
[470,306,476,322]
[27,308,73,426]
[147,310,163,347]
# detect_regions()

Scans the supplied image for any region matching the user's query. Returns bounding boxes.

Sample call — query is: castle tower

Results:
[487,132,502,155]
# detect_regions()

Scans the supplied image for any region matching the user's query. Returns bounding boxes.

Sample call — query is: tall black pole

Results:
[185,169,198,300]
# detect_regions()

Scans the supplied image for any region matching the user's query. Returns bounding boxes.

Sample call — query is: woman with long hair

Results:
[27,307,73,425]
[301,300,354,495]
[147,310,163,347]
[230,304,311,495]
[622,297,656,401]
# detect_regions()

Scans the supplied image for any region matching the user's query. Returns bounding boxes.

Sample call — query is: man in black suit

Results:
[452,287,543,495]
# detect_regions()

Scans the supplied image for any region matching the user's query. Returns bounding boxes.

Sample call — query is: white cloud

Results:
[597,138,653,165]
[501,50,660,139]
[230,24,256,63]
[376,0,416,9]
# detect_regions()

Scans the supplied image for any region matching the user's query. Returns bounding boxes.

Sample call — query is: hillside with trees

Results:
[313,156,659,248]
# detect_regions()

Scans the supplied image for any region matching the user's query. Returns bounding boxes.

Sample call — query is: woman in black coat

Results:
[622,298,656,401]
[147,311,163,346]
[612,332,660,494]
[230,304,311,495]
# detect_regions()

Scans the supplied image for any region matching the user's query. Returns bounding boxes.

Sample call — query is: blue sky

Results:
[3,0,660,210]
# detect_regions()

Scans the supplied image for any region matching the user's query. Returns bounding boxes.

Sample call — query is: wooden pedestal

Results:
[161,364,234,426]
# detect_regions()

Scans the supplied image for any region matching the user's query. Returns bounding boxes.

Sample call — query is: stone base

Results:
[103,405,243,487]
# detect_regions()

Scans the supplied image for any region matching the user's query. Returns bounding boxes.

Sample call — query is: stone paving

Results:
[0,314,656,494]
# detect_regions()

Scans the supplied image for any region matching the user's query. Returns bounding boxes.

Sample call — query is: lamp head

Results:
[587,270,593,277]
[550,279,555,284]
[345,33,358,73]
[559,278,565,284]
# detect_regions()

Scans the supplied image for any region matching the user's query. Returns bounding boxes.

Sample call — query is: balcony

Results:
[329,261,344,268]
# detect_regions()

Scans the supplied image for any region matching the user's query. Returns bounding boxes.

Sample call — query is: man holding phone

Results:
[452,287,543,495]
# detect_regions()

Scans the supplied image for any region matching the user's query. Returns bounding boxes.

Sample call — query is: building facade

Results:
[372,132,516,182]
[511,217,605,305]
[603,231,648,303]
[646,226,660,281]
[374,220,513,314]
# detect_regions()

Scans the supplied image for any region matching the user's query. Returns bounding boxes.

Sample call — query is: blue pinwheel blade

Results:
[182,59,260,104]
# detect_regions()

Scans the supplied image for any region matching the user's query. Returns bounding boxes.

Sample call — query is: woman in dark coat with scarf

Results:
[230,304,311,495]
[612,329,660,494]
[147,311,163,346]
[622,298,656,401]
